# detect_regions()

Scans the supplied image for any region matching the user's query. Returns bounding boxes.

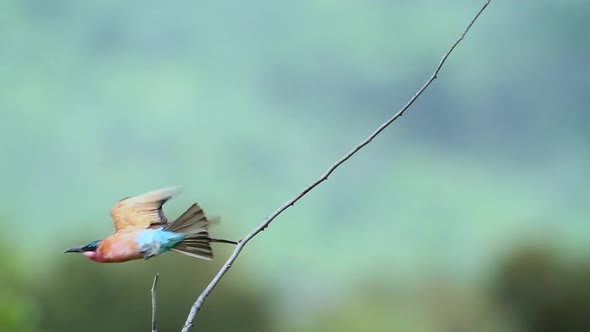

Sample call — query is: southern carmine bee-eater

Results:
[64,186,236,263]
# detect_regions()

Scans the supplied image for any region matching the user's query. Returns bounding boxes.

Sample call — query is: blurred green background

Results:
[1,0,589,331]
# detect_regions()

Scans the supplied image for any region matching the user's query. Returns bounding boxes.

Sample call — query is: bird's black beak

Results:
[64,246,84,253]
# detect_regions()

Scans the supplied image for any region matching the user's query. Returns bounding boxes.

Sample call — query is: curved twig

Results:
[181,1,492,330]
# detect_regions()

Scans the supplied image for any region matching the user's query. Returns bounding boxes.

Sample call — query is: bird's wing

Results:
[110,186,182,231]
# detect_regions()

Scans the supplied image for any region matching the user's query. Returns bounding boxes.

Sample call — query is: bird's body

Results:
[85,229,184,262]
[91,231,143,262]
[65,186,236,263]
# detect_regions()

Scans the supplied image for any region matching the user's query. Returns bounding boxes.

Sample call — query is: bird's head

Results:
[64,240,102,261]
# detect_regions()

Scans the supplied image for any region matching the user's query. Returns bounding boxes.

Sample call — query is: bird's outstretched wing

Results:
[110,186,182,231]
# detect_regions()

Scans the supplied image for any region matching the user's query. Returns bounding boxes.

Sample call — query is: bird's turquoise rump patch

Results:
[138,229,186,258]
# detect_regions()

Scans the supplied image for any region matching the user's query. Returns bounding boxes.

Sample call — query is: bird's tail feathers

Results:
[165,204,236,260]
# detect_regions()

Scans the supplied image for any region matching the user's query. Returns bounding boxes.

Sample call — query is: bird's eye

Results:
[82,240,101,251]
[83,243,97,251]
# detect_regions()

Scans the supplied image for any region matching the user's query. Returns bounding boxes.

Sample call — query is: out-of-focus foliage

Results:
[1,0,589,331]
[0,237,269,332]
[34,250,270,331]
[0,240,39,332]
[493,245,590,332]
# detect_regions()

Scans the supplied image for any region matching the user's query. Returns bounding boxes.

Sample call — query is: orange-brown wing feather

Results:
[110,186,181,231]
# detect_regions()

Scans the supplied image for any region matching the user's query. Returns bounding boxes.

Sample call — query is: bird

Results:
[64,186,236,263]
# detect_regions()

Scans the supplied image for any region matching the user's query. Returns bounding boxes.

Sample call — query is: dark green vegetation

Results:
[1,0,588,331]
[0,241,269,331]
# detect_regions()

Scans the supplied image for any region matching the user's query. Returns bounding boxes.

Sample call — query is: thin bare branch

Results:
[151,273,159,332]
[181,1,492,331]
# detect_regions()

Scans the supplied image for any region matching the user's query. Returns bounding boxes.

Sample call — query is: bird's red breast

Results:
[94,232,143,263]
